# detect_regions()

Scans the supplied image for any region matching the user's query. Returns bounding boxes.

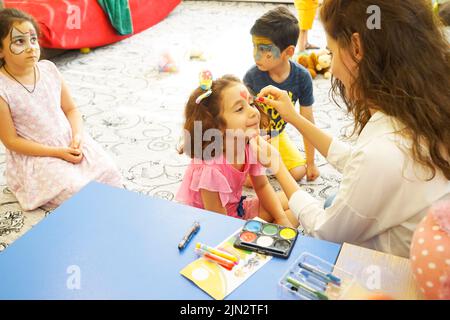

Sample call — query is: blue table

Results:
[0,182,341,299]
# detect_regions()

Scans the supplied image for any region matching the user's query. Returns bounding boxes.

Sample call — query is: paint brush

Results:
[286,276,329,300]
[298,262,341,286]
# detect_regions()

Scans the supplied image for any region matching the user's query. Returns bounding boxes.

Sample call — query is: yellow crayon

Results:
[196,243,239,264]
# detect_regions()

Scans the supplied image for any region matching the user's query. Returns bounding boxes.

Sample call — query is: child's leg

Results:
[289,165,307,181]
[251,193,299,228]
[294,0,319,51]
[242,198,274,223]
[276,191,300,228]
[274,131,307,182]
[257,205,274,224]
[298,30,308,52]
[257,202,298,228]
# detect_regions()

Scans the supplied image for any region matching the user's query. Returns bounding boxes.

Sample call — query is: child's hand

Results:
[306,163,320,181]
[57,147,83,164]
[256,86,298,124]
[274,216,294,228]
[70,133,82,150]
[249,135,282,173]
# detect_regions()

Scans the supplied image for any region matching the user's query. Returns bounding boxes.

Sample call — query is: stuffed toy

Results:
[158,52,178,73]
[297,49,332,79]
[297,52,318,79]
[316,49,332,79]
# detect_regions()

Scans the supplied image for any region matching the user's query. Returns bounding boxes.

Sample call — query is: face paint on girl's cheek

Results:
[9,27,40,55]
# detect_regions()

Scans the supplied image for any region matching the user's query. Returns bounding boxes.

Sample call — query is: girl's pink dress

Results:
[0,60,122,210]
[176,144,265,219]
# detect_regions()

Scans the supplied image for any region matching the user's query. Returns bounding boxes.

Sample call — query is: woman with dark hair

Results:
[250,0,450,257]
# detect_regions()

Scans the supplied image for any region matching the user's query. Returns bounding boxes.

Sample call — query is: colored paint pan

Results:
[256,236,274,247]
[262,224,278,236]
[274,239,291,251]
[244,220,262,233]
[280,228,296,240]
[240,231,257,243]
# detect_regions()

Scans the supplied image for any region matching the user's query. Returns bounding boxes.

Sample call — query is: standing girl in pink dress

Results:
[176,71,298,228]
[0,8,122,210]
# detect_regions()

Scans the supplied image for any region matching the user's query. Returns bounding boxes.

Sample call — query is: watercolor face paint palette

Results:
[233,220,298,258]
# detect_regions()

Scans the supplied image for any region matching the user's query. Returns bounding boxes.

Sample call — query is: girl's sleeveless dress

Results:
[0,60,122,210]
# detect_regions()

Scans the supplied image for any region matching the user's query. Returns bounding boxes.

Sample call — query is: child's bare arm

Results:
[250,174,292,227]
[200,189,227,215]
[300,105,320,181]
[61,79,83,148]
[0,98,82,163]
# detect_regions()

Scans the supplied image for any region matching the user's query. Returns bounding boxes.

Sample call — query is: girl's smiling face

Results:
[221,83,261,139]
[0,21,40,68]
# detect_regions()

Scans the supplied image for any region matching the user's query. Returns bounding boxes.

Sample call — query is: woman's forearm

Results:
[274,162,301,200]
[290,114,333,158]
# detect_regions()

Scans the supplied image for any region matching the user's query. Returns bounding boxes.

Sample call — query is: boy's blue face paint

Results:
[252,36,281,62]
[253,43,281,61]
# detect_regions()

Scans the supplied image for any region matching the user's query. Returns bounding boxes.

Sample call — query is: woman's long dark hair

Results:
[321,0,450,180]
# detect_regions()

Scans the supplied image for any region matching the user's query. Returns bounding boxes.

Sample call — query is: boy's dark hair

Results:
[250,6,299,52]
[0,8,40,66]
[439,1,450,26]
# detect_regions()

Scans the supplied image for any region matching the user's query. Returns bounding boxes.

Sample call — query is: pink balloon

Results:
[410,201,450,299]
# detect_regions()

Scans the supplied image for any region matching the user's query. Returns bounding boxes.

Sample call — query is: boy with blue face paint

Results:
[244,6,319,183]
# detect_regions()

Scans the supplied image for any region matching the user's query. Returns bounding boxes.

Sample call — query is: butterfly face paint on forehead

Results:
[9,26,40,55]
[252,35,281,61]
[239,88,255,105]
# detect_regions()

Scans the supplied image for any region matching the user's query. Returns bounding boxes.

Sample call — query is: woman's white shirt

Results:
[289,111,450,257]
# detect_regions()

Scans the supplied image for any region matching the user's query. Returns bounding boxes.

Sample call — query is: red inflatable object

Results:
[4,0,181,49]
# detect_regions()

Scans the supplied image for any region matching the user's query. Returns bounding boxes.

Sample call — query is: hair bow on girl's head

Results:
[195,70,213,104]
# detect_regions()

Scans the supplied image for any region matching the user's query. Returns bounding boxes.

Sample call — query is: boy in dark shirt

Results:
[244,6,319,182]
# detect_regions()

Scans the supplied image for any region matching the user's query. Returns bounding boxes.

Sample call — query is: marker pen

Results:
[178,221,200,250]
[195,248,235,270]
[195,243,239,264]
